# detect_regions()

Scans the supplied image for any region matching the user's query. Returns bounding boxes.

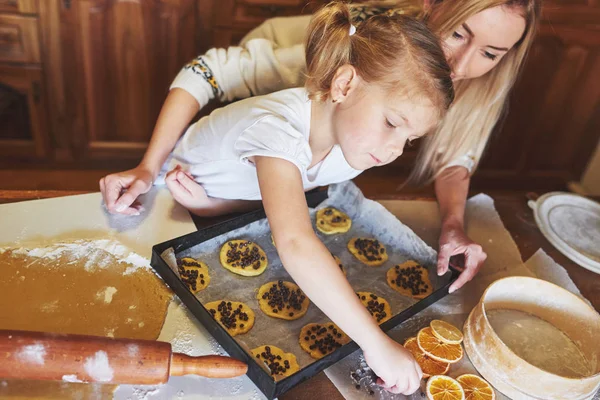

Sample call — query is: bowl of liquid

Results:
[463,276,600,400]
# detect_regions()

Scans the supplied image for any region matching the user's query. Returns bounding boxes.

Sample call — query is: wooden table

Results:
[2,190,599,400]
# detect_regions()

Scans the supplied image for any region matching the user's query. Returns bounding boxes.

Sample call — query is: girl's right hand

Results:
[363,334,423,395]
[99,165,154,215]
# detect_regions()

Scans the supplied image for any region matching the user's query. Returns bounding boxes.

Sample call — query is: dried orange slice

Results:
[456,374,495,400]
[430,319,463,345]
[426,375,465,400]
[418,327,463,363]
[404,337,450,378]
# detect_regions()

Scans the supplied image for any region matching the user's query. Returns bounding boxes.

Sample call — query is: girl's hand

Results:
[99,166,154,215]
[363,334,422,395]
[436,221,487,293]
[164,166,210,211]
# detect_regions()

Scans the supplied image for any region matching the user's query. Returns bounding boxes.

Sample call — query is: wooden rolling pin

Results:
[0,330,247,385]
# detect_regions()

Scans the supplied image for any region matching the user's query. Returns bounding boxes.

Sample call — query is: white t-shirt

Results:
[162,87,362,200]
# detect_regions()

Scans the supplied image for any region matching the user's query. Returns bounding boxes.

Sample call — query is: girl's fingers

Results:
[175,171,204,196]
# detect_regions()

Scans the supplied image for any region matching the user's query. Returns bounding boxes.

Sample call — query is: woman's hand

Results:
[363,334,423,395]
[436,221,487,293]
[99,165,154,215]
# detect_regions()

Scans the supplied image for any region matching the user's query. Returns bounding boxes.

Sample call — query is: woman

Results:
[100,0,540,296]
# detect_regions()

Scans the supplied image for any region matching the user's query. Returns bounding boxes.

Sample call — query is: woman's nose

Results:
[449,46,474,81]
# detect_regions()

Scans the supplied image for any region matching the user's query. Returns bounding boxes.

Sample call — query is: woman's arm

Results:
[100,89,199,214]
[255,156,422,395]
[434,166,487,292]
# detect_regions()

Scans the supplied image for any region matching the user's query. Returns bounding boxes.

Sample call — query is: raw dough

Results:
[347,238,388,267]
[387,260,433,299]
[316,207,352,234]
[177,257,210,293]
[356,291,392,323]
[0,241,172,399]
[299,322,350,359]
[219,240,268,276]
[257,280,310,320]
[205,300,255,336]
[251,345,300,379]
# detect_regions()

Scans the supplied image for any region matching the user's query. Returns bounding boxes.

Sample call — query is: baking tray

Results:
[150,189,459,399]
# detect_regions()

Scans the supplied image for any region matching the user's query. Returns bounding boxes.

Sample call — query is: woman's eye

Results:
[385,119,396,128]
[483,51,498,61]
[452,31,464,40]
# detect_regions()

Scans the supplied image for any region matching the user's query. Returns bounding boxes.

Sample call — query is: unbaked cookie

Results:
[332,254,346,275]
[177,257,210,293]
[257,280,310,320]
[316,207,352,234]
[219,240,268,276]
[347,238,388,266]
[356,291,392,324]
[299,322,350,359]
[251,345,300,379]
[205,300,255,336]
[386,260,433,299]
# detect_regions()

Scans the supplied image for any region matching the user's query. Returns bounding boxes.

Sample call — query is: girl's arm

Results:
[255,156,422,395]
[434,166,487,292]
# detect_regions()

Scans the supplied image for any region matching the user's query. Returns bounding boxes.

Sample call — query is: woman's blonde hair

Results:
[305,2,454,120]
[411,0,541,182]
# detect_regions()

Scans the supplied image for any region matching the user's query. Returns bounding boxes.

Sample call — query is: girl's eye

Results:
[483,51,498,61]
[385,118,396,129]
[452,31,464,40]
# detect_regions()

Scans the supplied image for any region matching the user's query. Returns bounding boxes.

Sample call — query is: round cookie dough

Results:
[347,238,388,267]
[299,322,350,359]
[386,260,433,299]
[257,280,310,320]
[219,240,268,276]
[316,207,352,234]
[205,300,255,336]
[332,253,346,276]
[251,345,300,379]
[356,291,392,324]
[177,257,210,293]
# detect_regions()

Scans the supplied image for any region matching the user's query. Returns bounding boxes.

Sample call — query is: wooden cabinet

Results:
[0,1,50,162]
[0,0,598,192]
[48,0,198,166]
[0,65,49,159]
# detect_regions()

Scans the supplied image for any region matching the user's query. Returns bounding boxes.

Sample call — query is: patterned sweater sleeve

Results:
[170,38,306,107]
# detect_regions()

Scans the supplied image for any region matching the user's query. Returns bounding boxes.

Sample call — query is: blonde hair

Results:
[305,2,454,120]
[411,0,541,182]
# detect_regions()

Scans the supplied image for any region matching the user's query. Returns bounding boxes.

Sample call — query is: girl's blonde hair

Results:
[305,2,454,120]
[411,0,541,182]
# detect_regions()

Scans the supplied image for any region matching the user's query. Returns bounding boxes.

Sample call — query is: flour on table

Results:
[2,239,151,274]
[96,286,118,304]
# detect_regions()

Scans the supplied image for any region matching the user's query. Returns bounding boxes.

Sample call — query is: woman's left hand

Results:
[436,222,487,293]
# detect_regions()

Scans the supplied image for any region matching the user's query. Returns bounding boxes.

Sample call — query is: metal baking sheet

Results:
[151,182,458,399]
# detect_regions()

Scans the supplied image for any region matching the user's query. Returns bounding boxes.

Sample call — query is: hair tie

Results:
[349,24,356,36]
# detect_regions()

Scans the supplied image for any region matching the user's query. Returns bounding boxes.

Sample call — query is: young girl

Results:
[101,0,540,298]
[160,3,453,395]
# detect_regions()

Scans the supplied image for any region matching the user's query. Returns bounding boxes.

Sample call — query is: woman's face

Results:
[439,5,527,81]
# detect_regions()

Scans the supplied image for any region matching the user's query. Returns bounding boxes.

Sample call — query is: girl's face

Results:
[440,5,527,81]
[332,82,439,171]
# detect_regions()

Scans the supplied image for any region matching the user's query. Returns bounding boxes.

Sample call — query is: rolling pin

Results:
[0,330,247,385]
